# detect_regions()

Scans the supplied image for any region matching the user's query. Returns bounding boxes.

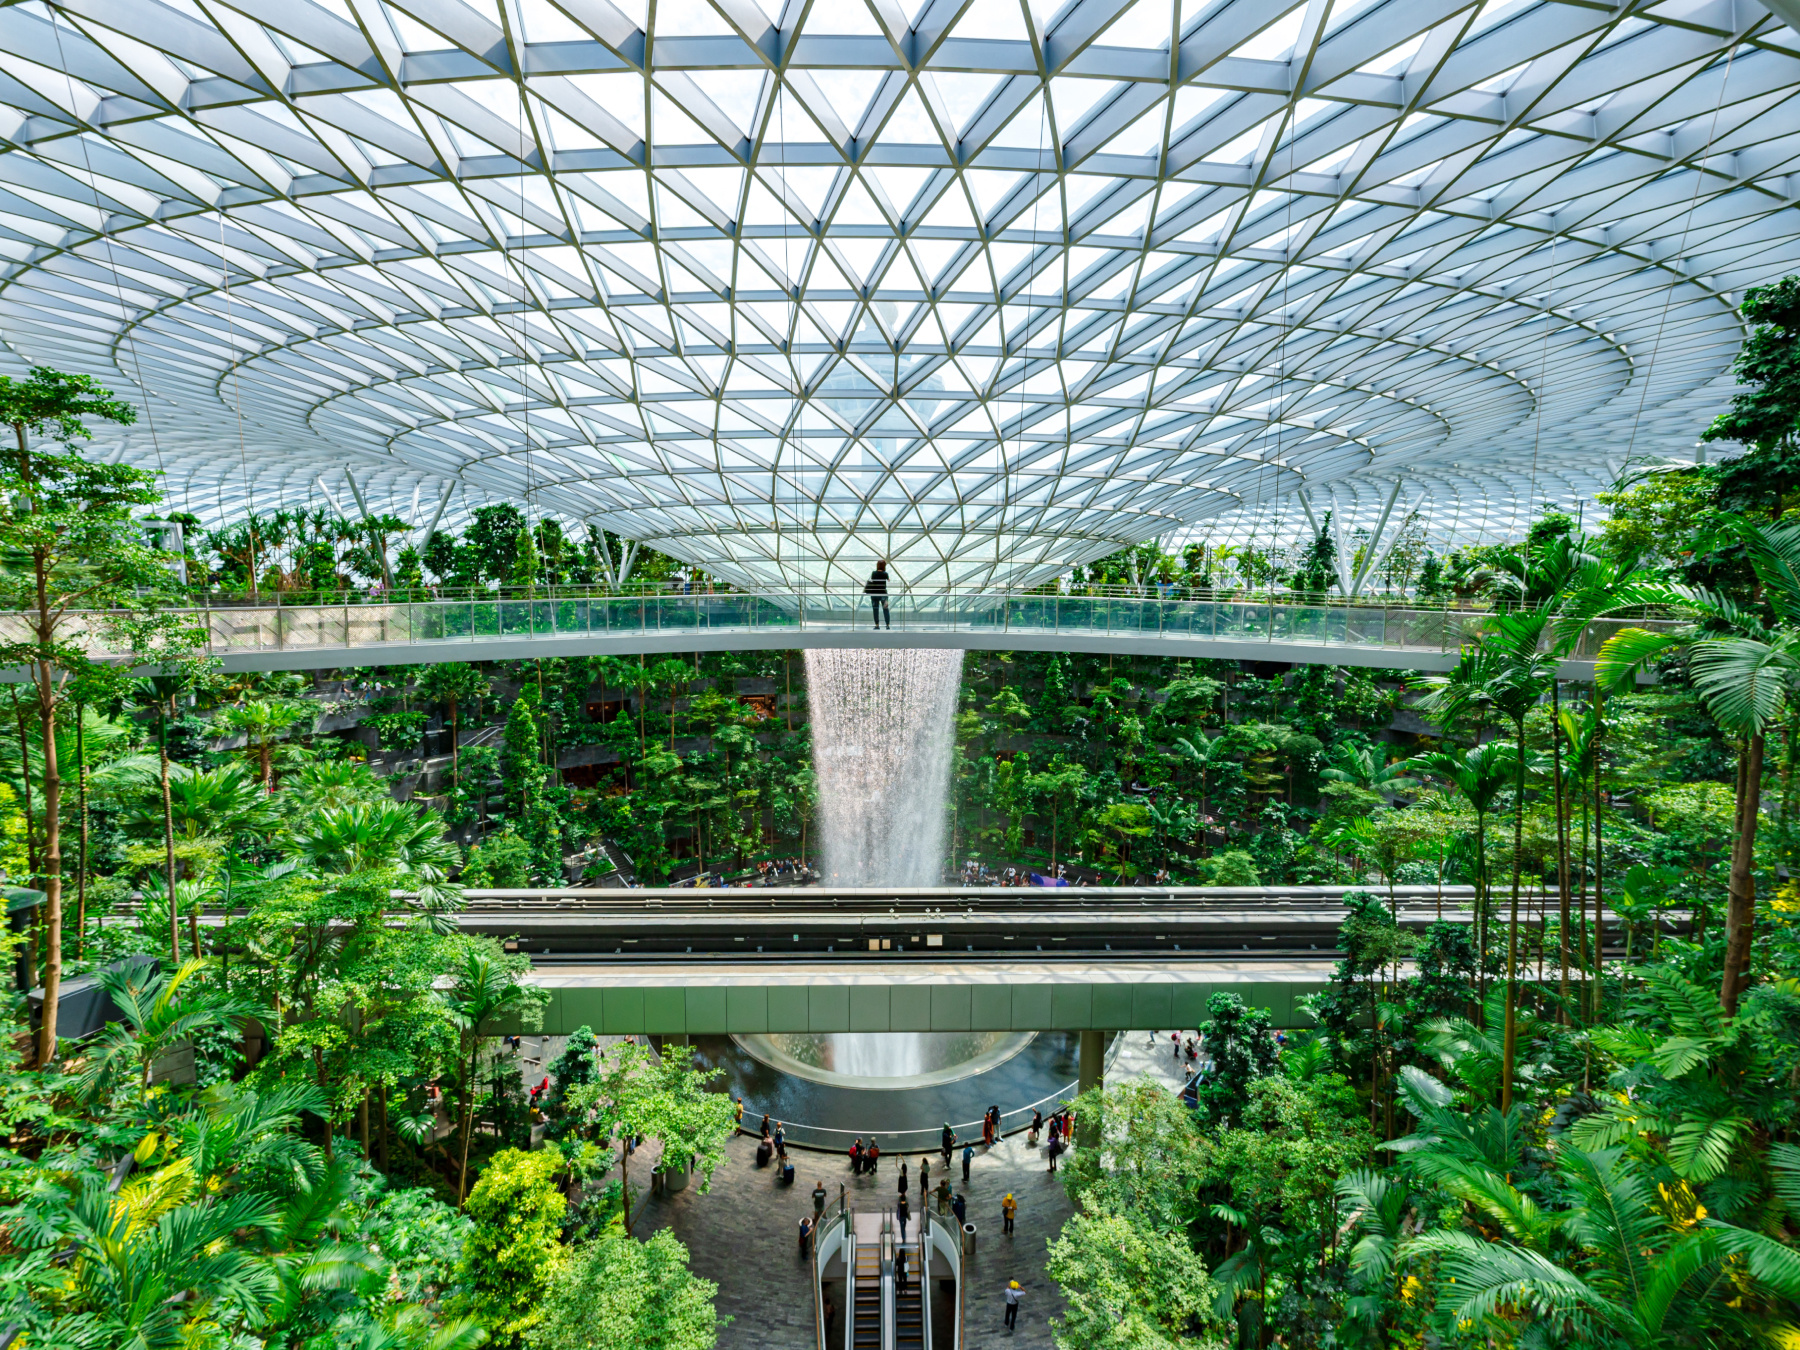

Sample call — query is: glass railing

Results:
[20,591,1678,662]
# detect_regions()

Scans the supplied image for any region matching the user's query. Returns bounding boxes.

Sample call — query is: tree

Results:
[1702,276,1800,517]
[563,1040,737,1237]
[0,368,171,1063]
[445,949,547,1202]
[459,1144,567,1346]
[1057,1080,1207,1229]
[1405,1139,1800,1347]
[1195,991,1280,1126]
[215,696,314,792]
[417,663,491,787]
[528,1230,722,1350]
[1046,1202,1230,1350]
[1598,517,1800,1015]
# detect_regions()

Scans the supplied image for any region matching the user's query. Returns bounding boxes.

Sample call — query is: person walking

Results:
[1002,1192,1016,1235]
[935,1176,952,1215]
[920,1155,931,1197]
[867,1139,881,1173]
[1046,1135,1062,1173]
[865,560,890,629]
[799,1215,813,1260]
[940,1123,954,1166]
[962,1142,973,1182]
[897,1192,910,1242]
[1004,1281,1023,1330]
[898,1161,909,1198]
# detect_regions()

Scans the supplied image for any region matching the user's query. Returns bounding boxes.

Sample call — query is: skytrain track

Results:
[437,885,1648,961]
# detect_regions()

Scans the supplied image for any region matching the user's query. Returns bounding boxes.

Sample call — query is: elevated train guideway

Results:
[454,884,1603,1038]
[19,591,1677,677]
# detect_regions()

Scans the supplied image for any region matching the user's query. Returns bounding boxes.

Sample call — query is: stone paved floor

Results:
[503,1030,1193,1349]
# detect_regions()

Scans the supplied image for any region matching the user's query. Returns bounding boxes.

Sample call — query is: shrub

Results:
[463,829,532,888]
[528,1229,722,1350]
[459,1144,567,1345]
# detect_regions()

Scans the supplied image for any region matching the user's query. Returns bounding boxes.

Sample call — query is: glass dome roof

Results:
[2,0,1798,588]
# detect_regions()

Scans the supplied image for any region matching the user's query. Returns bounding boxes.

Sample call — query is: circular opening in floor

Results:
[732,1031,1036,1090]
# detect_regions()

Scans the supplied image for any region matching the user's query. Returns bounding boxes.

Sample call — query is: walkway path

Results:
[29,591,1664,675]
[503,1029,1198,1349]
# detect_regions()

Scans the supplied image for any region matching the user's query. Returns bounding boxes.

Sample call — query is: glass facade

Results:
[2,0,1795,585]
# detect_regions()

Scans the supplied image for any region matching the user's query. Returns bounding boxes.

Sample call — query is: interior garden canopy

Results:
[2,0,1798,588]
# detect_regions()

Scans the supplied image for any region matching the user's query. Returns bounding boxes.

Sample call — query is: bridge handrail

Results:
[4,591,1683,664]
[93,579,1662,616]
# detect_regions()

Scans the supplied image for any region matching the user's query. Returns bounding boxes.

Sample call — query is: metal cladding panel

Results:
[685,988,728,1034]
[934,985,976,1030]
[891,986,933,1032]
[808,986,850,1032]
[726,987,768,1033]
[643,987,687,1034]
[1170,983,1214,1028]
[1010,985,1053,1031]
[1051,984,1093,1030]
[1091,984,1134,1030]
[767,986,810,1033]
[1131,983,1173,1029]
[601,987,644,1035]
[849,986,890,1032]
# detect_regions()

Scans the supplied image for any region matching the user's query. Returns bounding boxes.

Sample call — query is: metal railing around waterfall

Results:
[7,589,1681,665]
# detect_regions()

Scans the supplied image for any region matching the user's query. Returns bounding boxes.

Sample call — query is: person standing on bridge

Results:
[865,560,890,629]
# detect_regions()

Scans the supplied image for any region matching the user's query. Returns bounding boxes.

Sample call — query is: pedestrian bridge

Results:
[26,590,1663,674]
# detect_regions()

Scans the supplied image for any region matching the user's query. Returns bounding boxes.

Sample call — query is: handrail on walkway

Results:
[10,590,1681,667]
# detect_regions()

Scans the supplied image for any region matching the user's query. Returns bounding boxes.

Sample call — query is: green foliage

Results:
[462,828,532,888]
[528,1230,722,1350]
[1196,992,1280,1126]
[458,1145,568,1346]
[1047,1201,1230,1350]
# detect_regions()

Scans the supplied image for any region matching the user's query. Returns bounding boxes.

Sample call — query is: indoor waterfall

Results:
[805,648,962,888]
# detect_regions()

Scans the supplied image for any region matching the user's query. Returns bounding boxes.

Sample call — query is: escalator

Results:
[895,1240,924,1350]
[852,1233,882,1350]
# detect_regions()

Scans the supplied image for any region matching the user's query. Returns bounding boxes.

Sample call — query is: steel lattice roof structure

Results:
[2,0,1799,589]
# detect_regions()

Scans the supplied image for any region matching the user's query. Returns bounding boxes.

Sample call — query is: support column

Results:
[1076,1031,1104,1149]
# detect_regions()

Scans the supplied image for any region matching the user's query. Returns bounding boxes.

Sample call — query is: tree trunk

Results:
[1721,733,1765,1017]
[76,702,89,962]
[1551,684,1570,1019]
[32,657,62,1067]
[1473,807,1488,1025]
[159,704,179,963]
[11,689,37,882]
[450,699,460,788]
[458,1041,480,1204]
[1501,718,1526,1112]
[1592,689,1606,1020]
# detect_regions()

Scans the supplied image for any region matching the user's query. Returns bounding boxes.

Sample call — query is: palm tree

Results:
[73,957,262,1098]
[1597,518,1800,1015]
[287,799,463,920]
[1405,1142,1800,1346]
[1405,742,1514,1017]
[1321,741,1420,796]
[445,949,542,1203]
[1474,607,1558,1112]
[416,662,491,788]
[214,696,315,792]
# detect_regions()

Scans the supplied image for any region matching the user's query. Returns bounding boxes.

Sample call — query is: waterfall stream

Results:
[805,648,962,888]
